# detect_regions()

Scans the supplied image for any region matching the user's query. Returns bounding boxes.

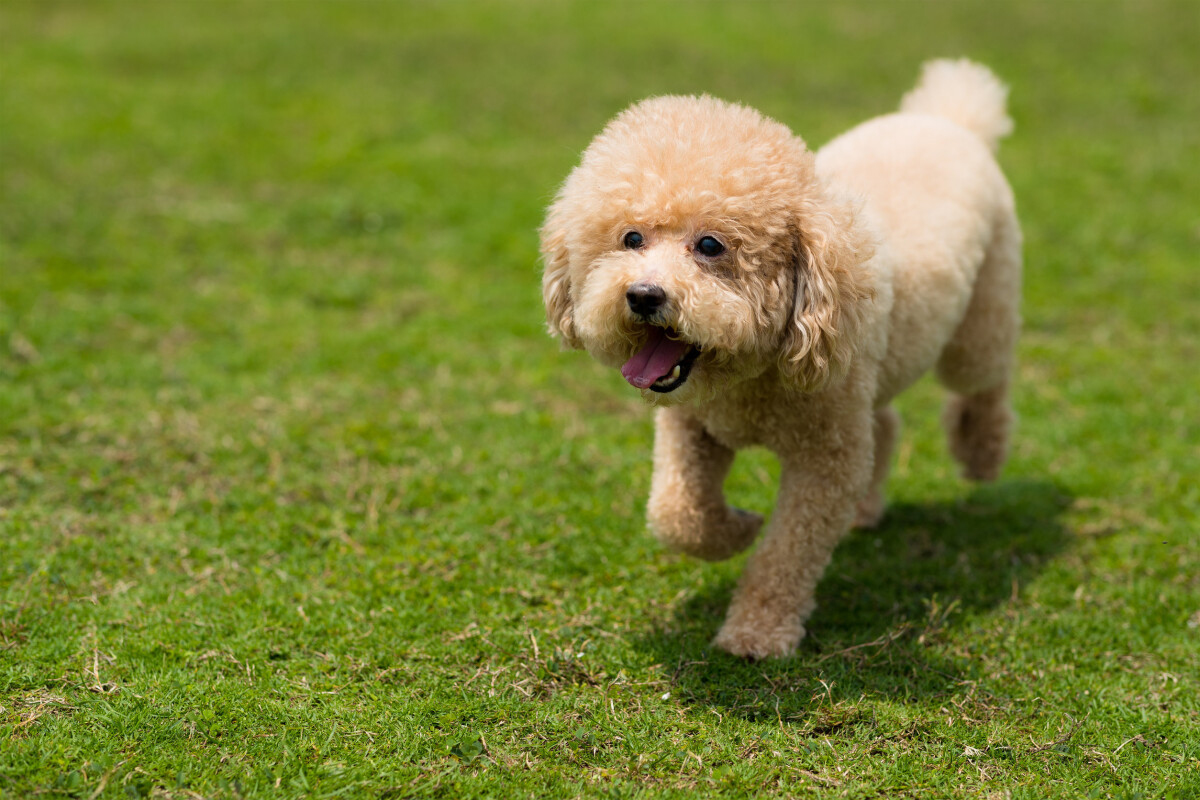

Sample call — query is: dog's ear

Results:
[539,194,581,349]
[780,197,874,390]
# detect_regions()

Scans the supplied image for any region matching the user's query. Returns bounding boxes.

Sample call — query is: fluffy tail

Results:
[900,59,1013,152]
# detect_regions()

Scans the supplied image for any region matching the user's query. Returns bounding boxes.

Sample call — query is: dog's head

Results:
[541,95,873,405]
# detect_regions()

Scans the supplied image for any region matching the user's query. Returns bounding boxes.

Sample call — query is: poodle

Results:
[540,60,1021,659]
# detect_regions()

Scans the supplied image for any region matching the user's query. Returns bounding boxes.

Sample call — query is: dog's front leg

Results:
[647,408,763,562]
[713,416,873,659]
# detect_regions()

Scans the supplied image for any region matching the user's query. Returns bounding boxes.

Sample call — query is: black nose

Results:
[626,283,667,317]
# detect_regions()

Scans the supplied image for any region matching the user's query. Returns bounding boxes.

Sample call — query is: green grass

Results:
[2,1,1198,797]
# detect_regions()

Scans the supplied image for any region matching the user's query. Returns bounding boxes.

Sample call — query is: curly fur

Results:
[541,59,1023,658]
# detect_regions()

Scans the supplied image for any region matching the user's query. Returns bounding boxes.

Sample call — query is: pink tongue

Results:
[621,328,691,389]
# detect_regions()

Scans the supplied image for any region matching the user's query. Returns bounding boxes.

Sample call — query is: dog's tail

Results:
[899,59,1012,153]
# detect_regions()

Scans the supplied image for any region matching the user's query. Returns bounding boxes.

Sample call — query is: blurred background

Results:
[3,0,1195,506]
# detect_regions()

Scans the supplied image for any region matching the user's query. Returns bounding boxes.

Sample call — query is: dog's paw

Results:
[943,392,1012,482]
[655,507,763,562]
[698,507,763,561]
[713,617,804,660]
[853,492,886,529]
[725,507,765,552]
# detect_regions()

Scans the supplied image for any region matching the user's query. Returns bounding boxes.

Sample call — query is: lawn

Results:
[1,1,1197,797]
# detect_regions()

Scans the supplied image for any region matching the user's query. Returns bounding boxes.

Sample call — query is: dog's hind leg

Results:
[936,208,1021,482]
[647,409,763,562]
[855,405,900,528]
[942,385,1012,481]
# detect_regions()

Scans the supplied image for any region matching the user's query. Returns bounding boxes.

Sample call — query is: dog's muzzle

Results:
[626,283,667,319]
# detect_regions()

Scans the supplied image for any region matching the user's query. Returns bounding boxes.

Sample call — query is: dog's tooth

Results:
[671,365,681,379]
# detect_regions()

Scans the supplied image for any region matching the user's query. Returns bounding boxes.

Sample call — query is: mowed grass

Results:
[1,1,1198,797]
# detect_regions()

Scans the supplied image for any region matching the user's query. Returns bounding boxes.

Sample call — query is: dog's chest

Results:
[694,383,794,451]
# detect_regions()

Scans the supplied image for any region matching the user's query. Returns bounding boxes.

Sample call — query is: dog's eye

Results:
[623,231,644,250]
[695,236,725,257]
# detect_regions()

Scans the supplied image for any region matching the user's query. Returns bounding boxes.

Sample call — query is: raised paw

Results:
[722,508,765,557]
[654,506,763,562]
[943,391,1012,482]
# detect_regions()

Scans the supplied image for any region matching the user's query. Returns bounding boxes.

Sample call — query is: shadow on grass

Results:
[631,479,1073,721]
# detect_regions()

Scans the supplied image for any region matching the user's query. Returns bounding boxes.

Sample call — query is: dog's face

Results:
[541,95,871,405]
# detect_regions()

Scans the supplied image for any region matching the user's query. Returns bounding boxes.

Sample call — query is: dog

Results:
[540,60,1021,658]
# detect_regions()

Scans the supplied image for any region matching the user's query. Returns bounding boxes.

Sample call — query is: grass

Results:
[1,1,1198,797]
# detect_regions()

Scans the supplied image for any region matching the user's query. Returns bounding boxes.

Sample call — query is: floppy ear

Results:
[780,196,874,390]
[539,194,581,349]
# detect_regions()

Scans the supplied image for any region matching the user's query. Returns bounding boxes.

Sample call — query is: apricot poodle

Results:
[540,60,1021,658]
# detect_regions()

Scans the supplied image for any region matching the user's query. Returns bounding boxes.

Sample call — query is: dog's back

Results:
[816,60,1021,407]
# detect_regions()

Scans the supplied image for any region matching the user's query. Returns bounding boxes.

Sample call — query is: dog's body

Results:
[541,61,1021,658]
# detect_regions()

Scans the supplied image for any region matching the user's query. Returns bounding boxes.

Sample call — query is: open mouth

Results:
[620,326,701,393]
